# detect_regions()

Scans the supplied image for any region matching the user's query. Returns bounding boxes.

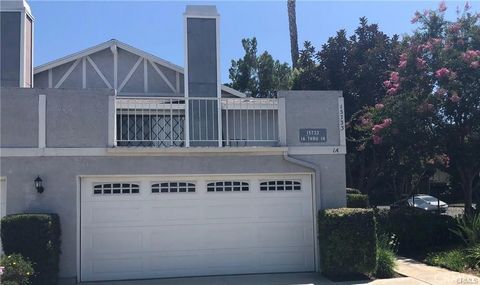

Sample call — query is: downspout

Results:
[283,150,323,273]
[282,151,323,209]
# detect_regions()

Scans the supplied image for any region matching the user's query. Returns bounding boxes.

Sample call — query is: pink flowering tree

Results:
[352,1,480,213]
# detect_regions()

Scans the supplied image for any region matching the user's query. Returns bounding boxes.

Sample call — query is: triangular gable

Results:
[33,39,245,98]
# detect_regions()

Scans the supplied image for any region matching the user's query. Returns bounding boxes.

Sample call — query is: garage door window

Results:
[207,181,249,192]
[93,183,140,195]
[259,180,301,191]
[151,182,195,193]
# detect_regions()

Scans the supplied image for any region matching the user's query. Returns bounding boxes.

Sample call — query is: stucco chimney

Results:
[184,6,221,146]
[0,0,34,88]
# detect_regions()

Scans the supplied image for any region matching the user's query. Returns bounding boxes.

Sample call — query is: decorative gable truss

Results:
[34,39,244,98]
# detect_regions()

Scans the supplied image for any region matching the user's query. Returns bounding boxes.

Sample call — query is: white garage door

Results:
[80,174,315,282]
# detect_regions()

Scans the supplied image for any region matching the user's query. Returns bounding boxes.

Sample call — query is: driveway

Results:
[75,273,331,285]
[73,272,429,285]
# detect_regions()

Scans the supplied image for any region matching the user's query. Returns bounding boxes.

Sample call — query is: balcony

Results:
[115,97,280,148]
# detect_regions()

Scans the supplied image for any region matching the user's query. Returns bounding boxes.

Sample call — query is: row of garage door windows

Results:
[92,180,302,195]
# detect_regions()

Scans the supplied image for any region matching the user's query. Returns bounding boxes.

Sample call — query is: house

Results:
[0,1,346,283]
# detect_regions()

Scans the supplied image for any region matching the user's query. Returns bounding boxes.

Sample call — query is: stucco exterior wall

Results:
[0,155,312,278]
[0,88,38,147]
[279,91,342,147]
[1,88,347,279]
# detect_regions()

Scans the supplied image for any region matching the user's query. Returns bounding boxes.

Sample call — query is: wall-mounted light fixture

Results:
[34,176,44,193]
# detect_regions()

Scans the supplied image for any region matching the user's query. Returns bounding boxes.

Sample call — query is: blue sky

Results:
[30,0,478,83]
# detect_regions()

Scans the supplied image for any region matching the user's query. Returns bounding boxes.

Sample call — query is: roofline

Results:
[221,85,246,98]
[34,39,183,74]
[33,39,246,98]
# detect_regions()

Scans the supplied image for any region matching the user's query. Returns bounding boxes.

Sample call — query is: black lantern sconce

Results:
[34,176,44,193]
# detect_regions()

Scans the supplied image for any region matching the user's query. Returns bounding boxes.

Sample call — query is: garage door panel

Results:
[89,205,143,224]
[90,230,144,253]
[92,257,143,274]
[260,250,312,266]
[204,203,255,219]
[81,174,315,282]
[150,205,202,221]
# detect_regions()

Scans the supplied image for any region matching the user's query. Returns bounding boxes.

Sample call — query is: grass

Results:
[424,248,471,272]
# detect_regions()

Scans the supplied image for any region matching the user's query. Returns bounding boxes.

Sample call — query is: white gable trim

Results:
[33,39,246,98]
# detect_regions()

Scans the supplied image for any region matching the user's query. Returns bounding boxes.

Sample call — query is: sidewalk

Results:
[394,256,479,285]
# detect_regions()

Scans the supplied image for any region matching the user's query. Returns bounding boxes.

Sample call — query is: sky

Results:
[30,0,479,83]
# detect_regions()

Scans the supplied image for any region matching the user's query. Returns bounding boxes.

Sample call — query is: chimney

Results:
[184,6,221,146]
[0,0,34,88]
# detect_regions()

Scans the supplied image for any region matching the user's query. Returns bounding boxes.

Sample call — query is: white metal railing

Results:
[114,97,279,147]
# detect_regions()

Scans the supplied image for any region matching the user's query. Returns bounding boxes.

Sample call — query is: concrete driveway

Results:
[77,273,332,285]
[75,272,427,285]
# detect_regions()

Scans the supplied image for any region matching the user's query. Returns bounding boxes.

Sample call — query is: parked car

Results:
[391,194,448,213]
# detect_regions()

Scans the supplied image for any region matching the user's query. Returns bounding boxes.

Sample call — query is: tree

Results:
[291,18,400,196]
[287,0,299,68]
[356,2,480,214]
[228,37,292,97]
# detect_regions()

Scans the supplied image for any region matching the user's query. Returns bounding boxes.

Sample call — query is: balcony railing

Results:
[115,97,279,147]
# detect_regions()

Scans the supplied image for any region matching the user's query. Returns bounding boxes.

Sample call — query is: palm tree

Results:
[287,0,299,69]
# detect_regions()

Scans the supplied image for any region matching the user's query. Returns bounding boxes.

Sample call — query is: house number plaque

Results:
[299,128,327,143]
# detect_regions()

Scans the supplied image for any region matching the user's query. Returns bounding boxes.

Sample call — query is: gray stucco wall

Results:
[0,87,114,148]
[279,91,342,147]
[1,88,347,279]
[1,12,21,87]
[0,155,311,278]
[0,88,38,147]
[45,91,111,147]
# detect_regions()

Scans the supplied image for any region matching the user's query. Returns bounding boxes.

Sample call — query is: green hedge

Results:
[375,207,458,254]
[346,188,361,195]
[318,208,377,277]
[347,194,370,208]
[1,214,61,285]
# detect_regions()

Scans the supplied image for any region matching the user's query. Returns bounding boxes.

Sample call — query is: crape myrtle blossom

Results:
[372,118,392,144]
[439,1,447,12]
[416,57,427,69]
[384,72,401,95]
[375,103,384,110]
[449,23,462,33]
[435,67,452,79]
[450,92,461,103]
[372,118,393,145]
[411,11,422,24]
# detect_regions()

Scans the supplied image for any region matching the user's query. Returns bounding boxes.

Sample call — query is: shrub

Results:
[425,248,469,272]
[318,208,377,277]
[373,233,397,278]
[0,254,34,285]
[466,244,480,268]
[450,213,480,246]
[374,207,458,254]
[374,248,396,278]
[347,194,370,208]
[346,188,361,195]
[1,214,61,285]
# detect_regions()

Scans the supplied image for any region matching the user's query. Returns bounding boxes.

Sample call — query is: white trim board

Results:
[0,147,288,157]
[288,146,347,155]
[0,146,346,157]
